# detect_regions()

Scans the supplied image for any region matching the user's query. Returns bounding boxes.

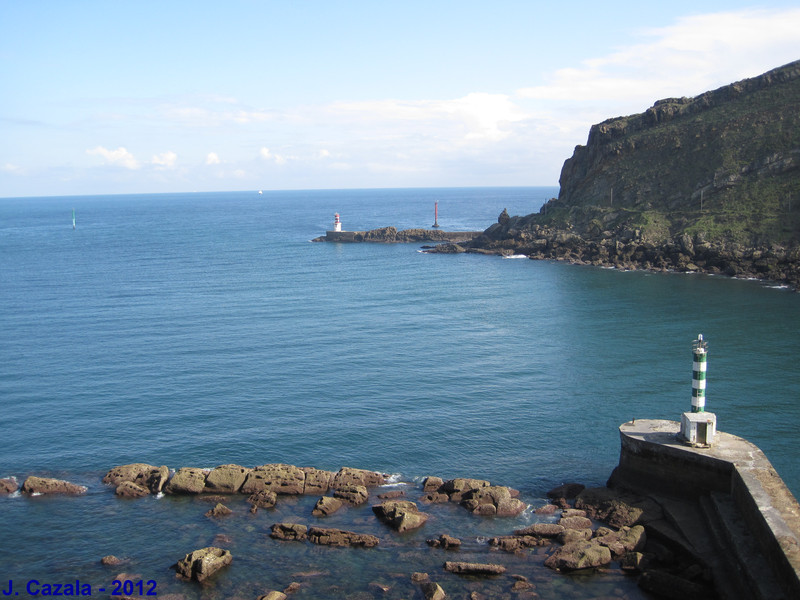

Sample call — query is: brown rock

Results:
[312,496,343,517]
[21,476,87,495]
[559,529,593,544]
[307,526,379,547]
[282,582,301,594]
[574,486,644,527]
[460,486,525,517]
[301,467,334,495]
[534,503,558,515]
[333,484,369,505]
[104,464,170,494]
[204,464,250,494]
[376,490,405,499]
[165,467,207,494]
[331,467,385,489]
[420,492,449,504]
[257,592,287,600]
[204,502,232,518]
[420,581,447,600]
[372,500,429,532]
[0,478,18,494]
[114,481,150,498]
[241,463,305,495]
[619,525,646,552]
[422,476,444,492]
[426,534,461,550]
[439,478,490,502]
[488,536,544,552]
[514,523,565,538]
[101,555,122,566]
[443,561,506,576]
[269,523,308,541]
[248,489,278,511]
[558,515,593,530]
[174,547,232,582]
[544,540,611,571]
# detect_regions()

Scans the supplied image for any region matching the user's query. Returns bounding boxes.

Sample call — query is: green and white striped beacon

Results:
[691,334,708,413]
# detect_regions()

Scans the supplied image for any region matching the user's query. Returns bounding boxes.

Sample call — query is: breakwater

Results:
[312,226,482,243]
[609,419,800,600]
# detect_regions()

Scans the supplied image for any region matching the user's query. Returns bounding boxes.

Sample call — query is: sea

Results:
[1,187,798,599]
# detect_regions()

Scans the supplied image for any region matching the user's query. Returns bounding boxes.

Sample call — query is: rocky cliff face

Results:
[450,60,800,288]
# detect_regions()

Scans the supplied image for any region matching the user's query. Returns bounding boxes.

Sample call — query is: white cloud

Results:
[2,163,22,173]
[86,146,140,170]
[205,152,221,165]
[259,147,287,165]
[151,151,177,168]
[328,92,528,143]
[518,8,800,108]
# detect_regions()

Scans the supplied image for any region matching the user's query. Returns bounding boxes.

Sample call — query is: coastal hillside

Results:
[457,60,800,287]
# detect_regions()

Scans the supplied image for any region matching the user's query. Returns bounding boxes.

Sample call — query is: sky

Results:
[1,0,798,197]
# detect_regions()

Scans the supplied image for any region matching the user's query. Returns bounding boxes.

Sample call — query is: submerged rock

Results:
[114,481,150,498]
[307,526,379,548]
[443,561,506,576]
[204,502,232,518]
[312,496,343,517]
[270,523,308,541]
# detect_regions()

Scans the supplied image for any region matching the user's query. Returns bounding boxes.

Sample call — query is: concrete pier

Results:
[611,419,800,600]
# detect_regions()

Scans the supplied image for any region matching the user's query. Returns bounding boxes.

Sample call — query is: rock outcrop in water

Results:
[21,476,87,495]
[430,60,800,289]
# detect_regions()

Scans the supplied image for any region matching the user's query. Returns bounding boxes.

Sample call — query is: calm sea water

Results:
[1,188,798,599]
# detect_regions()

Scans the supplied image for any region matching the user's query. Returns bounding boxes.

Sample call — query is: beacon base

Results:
[680,411,717,448]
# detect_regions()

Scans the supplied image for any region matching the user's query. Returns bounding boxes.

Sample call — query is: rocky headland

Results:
[429,60,800,289]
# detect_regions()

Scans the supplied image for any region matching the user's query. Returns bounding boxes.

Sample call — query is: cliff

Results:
[446,60,800,287]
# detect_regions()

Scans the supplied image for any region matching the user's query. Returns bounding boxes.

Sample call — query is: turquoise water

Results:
[1,188,798,599]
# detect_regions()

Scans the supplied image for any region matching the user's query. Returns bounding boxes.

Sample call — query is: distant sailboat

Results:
[432,202,440,228]
[258,190,263,195]
[72,208,76,230]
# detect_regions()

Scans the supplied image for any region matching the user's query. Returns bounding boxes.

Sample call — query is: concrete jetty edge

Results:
[612,418,800,599]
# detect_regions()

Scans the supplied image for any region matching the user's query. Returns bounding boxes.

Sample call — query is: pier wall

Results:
[317,228,482,243]
[613,419,800,599]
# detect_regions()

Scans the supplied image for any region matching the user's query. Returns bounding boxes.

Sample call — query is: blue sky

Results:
[1,1,798,197]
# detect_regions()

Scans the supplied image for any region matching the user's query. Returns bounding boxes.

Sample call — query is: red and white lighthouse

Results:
[333,213,342,232]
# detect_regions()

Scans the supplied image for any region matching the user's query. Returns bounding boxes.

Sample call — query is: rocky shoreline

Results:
[426,210,800,290]
[2,463,717,599]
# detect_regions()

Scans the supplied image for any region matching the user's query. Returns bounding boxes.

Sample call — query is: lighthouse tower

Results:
[333,213,342,232]
[680,334,717,447]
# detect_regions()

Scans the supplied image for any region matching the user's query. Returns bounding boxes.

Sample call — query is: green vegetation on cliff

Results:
[453,61,800,287]
[548,59,800,246]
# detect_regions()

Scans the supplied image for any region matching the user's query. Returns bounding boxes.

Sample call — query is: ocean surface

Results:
[1,187,798,599]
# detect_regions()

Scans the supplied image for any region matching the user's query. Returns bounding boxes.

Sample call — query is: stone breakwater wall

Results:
[609,419,800,600]
[312,227,483,243]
